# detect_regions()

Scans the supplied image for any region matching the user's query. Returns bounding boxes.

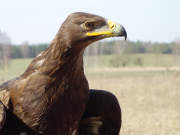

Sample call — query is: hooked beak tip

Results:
[120,26,127,40]
[110,21,127,40]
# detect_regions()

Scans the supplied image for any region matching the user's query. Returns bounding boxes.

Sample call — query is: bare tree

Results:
[20,41,30,58]
[0,30,12,70]
[173,37,180,66]
[114,40,128,55]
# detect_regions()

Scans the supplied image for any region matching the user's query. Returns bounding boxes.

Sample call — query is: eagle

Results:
[0,12,127,135]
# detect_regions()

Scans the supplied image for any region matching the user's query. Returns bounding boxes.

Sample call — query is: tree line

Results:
[0,40,180,59]
[85,40,180,55]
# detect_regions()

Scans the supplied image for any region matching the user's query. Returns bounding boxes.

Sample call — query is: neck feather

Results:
[23,35,85,79]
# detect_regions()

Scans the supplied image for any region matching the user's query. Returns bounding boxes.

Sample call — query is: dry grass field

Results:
[86,68,180,135]
[0,58,180,135]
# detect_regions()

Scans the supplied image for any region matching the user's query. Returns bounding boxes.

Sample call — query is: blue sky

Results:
[0,0,180,44]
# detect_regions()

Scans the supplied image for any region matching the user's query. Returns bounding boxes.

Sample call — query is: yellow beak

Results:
[86,20,127,40]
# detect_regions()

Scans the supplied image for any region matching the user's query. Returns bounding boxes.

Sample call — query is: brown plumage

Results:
[0,12,126,135]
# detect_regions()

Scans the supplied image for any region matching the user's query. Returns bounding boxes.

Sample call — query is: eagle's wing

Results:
[0,78,17,130]
[78,89,121,135]
[0,101,6,129]
[0,89,10,130]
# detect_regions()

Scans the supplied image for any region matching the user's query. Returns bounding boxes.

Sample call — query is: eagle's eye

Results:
[86,22,94,28]
[84,21,100,31]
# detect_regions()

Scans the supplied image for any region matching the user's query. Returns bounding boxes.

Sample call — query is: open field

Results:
[84,53,180,68]
[0,57,180,135]
[86,68,180,135]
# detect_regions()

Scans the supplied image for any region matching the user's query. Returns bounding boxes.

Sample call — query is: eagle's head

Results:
[58,12,127,49]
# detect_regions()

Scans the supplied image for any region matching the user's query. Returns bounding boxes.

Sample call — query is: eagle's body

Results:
[0,12,126,135]
[10,39,88,135]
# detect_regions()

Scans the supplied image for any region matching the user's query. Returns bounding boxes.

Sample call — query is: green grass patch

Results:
[84,53,177,68]
[0,53,178,82]
[0,58,32,81]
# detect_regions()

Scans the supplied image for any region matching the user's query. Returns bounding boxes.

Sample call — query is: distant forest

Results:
[0,40,180,59]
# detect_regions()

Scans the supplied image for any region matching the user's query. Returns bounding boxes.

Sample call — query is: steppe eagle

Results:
[0,12,127,135]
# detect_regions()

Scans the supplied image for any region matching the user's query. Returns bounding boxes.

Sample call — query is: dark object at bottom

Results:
[78,89,122,135]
